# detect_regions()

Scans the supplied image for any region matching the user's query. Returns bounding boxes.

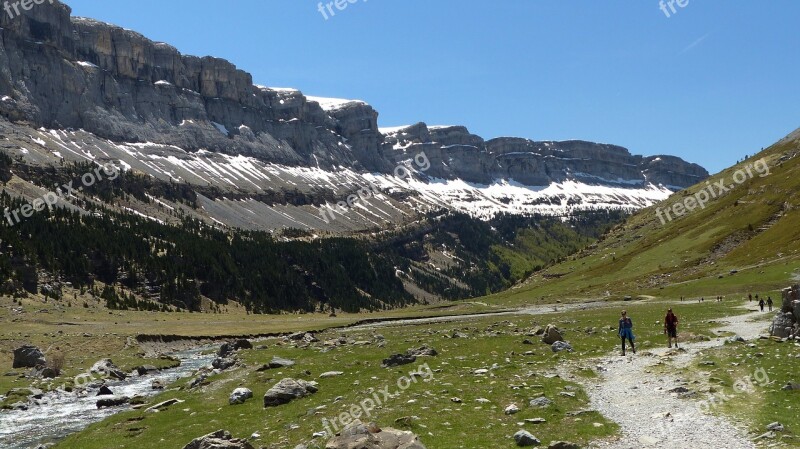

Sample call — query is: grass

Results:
[47,298,757,449]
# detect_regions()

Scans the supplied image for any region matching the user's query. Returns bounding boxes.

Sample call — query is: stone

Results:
[90,359,127,380]
[529,397,553,408]
[258,357,295,370]
[728,335,746,343]
[770,313,795,338]
[233,339,253,350]
[382,354,416,368]
[263,378,319,407]
[324,419,426,449]
[525,418,546,424]
[767,422,785,432]
[218,342,235,358]
[151,379,165,390]
[551,341,573,353]
[135,365,159,376]
[547,443,580,449]
[781,382,799,391]
[12,345,46,368]
[513,430,541,446]
[229,388,253,405]
[505,404,520,415]
[182,430,255,449]
[406,345,438,357]
[319,371,344,378]
[97,385,114,396]
[96,396,129,408]
[541,325,563,345]
[145,398,184,413]
[212,357,236,370]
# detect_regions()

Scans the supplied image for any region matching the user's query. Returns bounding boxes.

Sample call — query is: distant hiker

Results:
[749,294,753,302]
[759,298,765,312]
[664,308,679,348]
[767,297,774,311]
[618,310,636,356]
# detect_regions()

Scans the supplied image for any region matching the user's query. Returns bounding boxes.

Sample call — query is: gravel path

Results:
[581,306,771,449]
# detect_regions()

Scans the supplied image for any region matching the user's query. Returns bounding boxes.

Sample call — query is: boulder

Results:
[551,341,573,353]
[325,420,426,449]
[90,359,127,380]
[12,345,46,368]
[212,357,236,370]
[382,354,416,368]
[96,396,130,408]
[319,371,344,378]
[406,345,438,357]
[263,378,319,407]
[541,325,563,345]
[233,339,253,350]
[514,430,541,447]
[770,313,795,338]
[135,365,159,376]
[218,342,235,358]
[182,430,255,449]
[97,385,114,396]
[229,388,253,405]
[151,379,166,390]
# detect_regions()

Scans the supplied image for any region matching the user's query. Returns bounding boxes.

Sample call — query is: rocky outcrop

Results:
[12,345,45,368]
[772,285,800,339]
[182,430,254,449]
[90,359,127,380]
[0,1,705,187]
[325,420,426,449]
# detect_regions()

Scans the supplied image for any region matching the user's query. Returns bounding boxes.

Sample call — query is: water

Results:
[0,348,214,449]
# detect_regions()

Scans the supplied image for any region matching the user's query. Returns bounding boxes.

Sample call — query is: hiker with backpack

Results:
[618,310,636,356]
[664,308,679,348]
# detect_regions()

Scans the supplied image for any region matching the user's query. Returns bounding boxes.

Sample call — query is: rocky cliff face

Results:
[0,1,709,232]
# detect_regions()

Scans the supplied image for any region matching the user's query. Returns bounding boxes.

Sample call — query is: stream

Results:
[0,348,215,449]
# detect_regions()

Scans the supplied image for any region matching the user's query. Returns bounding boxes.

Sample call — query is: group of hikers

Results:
[749,293,774,312]
[617,307,679,356]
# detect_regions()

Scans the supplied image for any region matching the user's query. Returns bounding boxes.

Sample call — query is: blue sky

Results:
[63,1,800,174]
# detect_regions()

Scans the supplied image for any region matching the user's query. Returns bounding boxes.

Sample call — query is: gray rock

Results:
[324,420,426,449]
[541,325,563,345]
[770,313,795,338]
[229,388,253,405]
[382,354,416,368]
[319,371,344,378]
[529,397,553,408]
[727,335,746,343]
[212,357,236,371]
[135,365,159,376]
[551,341,573,353]
[259,357,295,370]
[263,378,319,407]
[218,342,235,358]
[514,430,541,446]
[781,382,799,391]
[182,430,254,449]
[96,396,129,408]
[97,385,114,396]
[767,422,785,432]
[406,345,438,357]
[12,345,46,368]
[547,443,580,449]
[90,359,127,380]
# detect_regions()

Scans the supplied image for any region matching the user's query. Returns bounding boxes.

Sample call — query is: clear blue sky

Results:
[64,0,800,174]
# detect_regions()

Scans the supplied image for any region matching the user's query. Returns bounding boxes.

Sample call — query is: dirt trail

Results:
[580,307,771,449]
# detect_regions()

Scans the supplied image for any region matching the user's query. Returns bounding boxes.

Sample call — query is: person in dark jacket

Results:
[759,298,765,312]
[767,297,774,311]
[664,308,679,348]
[618,310,636,356]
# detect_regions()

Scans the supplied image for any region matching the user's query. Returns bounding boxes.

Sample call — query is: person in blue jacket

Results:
[619,310,636,356]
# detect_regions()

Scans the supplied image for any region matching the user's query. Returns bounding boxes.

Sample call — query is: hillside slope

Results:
[494,127,800,305]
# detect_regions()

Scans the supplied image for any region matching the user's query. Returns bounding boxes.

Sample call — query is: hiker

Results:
[759,298,765,312]
[618,310,636,356]
[767,297,773,311]
[749,294,753,302]
[664,308,679,348]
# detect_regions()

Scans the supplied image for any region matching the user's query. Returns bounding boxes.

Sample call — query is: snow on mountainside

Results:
[0,0,709,234]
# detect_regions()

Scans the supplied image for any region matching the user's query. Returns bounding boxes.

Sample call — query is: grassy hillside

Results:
[492,128,800,306]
